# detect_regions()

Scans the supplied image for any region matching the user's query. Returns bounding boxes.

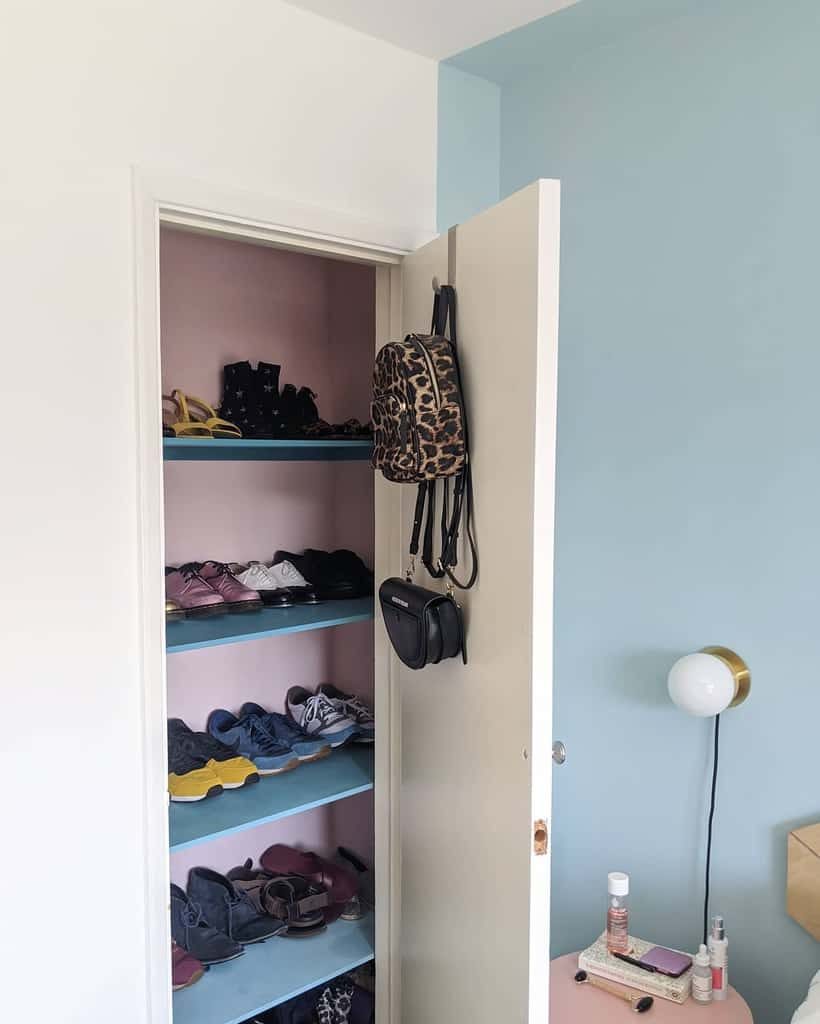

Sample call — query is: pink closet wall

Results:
[161,228,375,885]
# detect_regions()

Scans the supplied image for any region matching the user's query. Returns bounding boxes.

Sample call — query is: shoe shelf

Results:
[166,597,374,653]
[169,746,374,852]
[173,913,375,1024]
[163,437,373,462]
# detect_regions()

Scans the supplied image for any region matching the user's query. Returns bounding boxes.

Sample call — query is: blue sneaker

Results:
[239,702,332,762]
[207,710,299,775]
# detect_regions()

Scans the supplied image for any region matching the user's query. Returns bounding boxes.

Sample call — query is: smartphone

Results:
[639,946,693,978]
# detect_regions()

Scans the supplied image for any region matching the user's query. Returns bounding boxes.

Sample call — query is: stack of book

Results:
[578,933,693,1004]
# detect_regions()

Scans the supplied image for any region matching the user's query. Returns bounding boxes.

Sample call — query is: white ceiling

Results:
[282,0,580,60]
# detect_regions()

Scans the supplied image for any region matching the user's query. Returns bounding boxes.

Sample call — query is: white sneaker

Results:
[233,562,293,607]
[268,560,320,603]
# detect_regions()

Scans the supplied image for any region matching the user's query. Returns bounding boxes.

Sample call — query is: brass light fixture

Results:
[667,646,751,717]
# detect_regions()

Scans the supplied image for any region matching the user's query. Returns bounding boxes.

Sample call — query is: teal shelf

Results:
[163,436,372,461]
[172,913,374,1024]
[169,746,374,852]
[166,597,373,653]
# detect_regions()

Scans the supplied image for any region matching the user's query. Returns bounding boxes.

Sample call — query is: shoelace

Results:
[181,900,204,930]
[176,563,208,585]
[339,695,374,724]
[204,561,232,578]
[240,715,291,754]
[301,694,345,728]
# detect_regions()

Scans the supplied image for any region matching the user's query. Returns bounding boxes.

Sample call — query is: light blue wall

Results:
[441,1,820,1020]
[437,64,500,229]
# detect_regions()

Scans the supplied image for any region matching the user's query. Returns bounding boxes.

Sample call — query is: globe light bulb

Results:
[667,650,749,717]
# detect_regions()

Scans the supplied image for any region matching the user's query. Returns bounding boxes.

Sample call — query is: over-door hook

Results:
[432,275,442,294]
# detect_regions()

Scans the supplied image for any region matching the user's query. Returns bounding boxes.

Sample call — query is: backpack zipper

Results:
[411,336,441,408]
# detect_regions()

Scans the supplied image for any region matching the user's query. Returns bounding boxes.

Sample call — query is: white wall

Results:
[0,3,436,1021]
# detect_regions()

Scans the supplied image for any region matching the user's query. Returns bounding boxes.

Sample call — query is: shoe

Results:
[285,686,359,748]
[226,860,328,937]
[272,548,373,600]
[316,685,374,743]
[170,884,244,965]
[337,846,374,915]
[231,562,295,608]
[172,942,204,991]
[193,561,263,612]
[207,709,300,775]
[168,718,259,790]
[267,559,320,604]
[165,565,226,617]
[259,844,358,925]
[239,702,331,762]
[167,727,223,803]
[187,867,285,944]
[165,599,185,621]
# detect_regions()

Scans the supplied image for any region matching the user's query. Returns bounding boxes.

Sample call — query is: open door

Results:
[394,180,560,1023]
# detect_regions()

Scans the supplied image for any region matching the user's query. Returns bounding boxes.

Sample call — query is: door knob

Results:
[552,741,567,765]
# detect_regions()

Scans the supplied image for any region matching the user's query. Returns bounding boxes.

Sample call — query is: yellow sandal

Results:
[163,394,212,438]
[173,390,242,439]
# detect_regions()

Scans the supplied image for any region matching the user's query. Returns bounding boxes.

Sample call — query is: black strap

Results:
[412,284,477,590]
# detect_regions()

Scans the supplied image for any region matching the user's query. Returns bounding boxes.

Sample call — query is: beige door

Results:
[394,180,561,1023]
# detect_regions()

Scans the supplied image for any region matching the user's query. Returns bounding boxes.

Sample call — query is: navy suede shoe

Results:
[187,867,285,945]
[170,884,243,965]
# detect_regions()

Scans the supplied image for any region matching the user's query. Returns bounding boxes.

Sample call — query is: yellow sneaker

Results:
[168,764,223,802]
[205,755,259,790]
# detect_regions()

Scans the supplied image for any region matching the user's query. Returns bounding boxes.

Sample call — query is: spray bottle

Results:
[708,915,728,1001]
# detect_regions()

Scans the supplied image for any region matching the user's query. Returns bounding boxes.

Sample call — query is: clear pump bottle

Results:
[606,872,630,954]
[692,943,713,1004]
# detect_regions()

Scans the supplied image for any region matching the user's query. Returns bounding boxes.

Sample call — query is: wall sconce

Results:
[667,646,751,718]
[667,645,751,944]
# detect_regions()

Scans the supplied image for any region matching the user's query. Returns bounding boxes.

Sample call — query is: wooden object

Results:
[788,822,820,940]
[550,954,753,1022]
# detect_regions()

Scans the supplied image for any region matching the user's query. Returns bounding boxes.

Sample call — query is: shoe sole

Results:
[179,604,226,618]
[258,592,295,608]
[281,923,328,938]
[169,784,223,802]
[297,746,332,763]
[219,772,260,790]
[224,600,264,613]
[198,949,245,966]
[257,758,300,776]
[172,967,205,991]
[240,925,289,944]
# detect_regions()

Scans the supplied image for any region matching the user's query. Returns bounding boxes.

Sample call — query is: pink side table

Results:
[550,953,753,1022]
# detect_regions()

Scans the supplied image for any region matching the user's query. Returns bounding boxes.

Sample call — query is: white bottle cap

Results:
[608,872,629,896]
[695,943,710,966]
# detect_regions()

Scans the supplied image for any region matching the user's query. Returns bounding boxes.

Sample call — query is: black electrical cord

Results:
[703,713,721,946]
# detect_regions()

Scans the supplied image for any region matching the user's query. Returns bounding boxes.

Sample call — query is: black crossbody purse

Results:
[376,285,475,670]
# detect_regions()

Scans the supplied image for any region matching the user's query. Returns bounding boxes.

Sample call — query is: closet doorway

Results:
[134,176,406,1024]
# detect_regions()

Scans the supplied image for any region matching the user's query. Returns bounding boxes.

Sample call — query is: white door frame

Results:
[131,167,423,1024]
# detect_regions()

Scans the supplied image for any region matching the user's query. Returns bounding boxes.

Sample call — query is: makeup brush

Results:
[574,970,654,1013]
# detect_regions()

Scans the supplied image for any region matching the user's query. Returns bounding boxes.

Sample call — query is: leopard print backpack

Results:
[371,295,466,485]
[372,285,477,592]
